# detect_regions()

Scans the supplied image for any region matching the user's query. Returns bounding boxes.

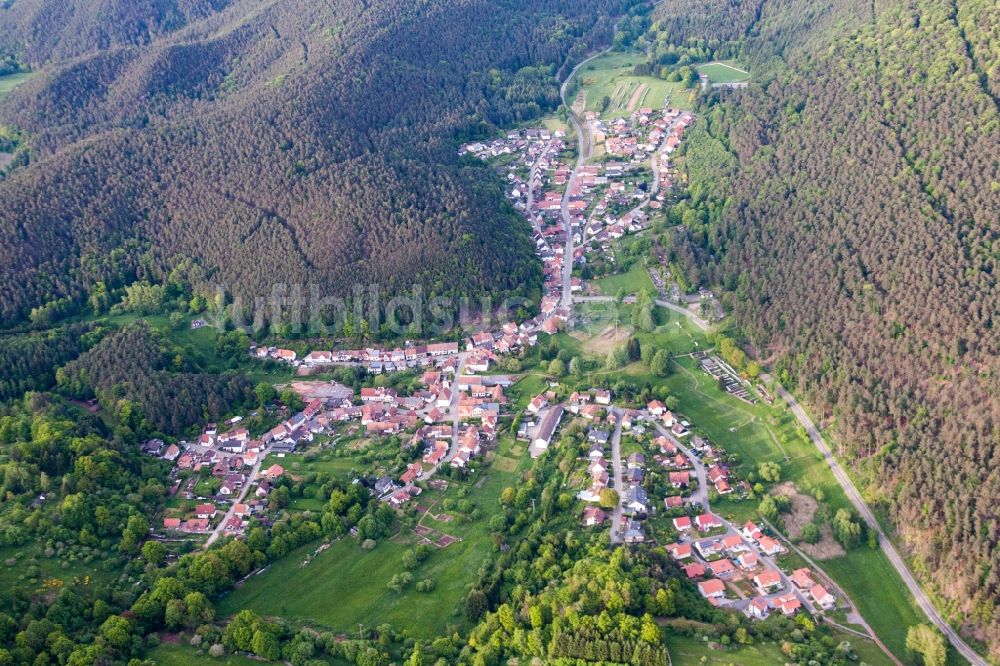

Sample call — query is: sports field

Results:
[696,61,750,84]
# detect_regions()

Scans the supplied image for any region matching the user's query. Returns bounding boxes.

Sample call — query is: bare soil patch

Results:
[436,535,458,548]
[582,325,631,356]
[772,482,845,559]
[626,83,647,112]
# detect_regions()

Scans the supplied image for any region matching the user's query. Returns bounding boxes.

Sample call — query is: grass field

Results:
[696,61,750,84]
[573,53,693,116]
[219,438,528,637]
[0,72,30,100]
[666,635,788,665]
[594,261,655,296]
[147,642,274,666]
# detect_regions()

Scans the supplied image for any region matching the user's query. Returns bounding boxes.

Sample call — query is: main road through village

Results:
[552,51,983,664]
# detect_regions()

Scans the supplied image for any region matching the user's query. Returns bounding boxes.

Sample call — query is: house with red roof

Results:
[709,559,735,577]
[810,584,835,609]
[667,542,692,560]
[790,568,815,590]
[758,536,784,556]
[745,596,770,620]
[683,563,706,579]
[771,593,801,615]
[195,503,216,519]
[695,513,722,531]
[698,579,725,599]
[753,570,784,594]
[673,516,692,531]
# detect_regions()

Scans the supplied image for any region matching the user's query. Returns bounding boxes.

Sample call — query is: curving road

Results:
[764,374,983,666]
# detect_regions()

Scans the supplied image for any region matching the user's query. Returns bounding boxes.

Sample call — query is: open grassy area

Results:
[219,438,529,638]
[594,261,655,296]
[696,61,750,84]
[147,642,275,666]
[667,628,892,666]
[0,72,30,100]
[572,52,693,116]
[0,543,115,593]
[666,634,788,665]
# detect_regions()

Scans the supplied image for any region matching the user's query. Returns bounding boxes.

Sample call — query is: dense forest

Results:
[0,0,634,327]
[56,322,253,436]
[652,0,1000,654]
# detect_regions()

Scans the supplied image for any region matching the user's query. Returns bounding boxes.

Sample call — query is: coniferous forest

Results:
[0,0,630,326]
[651,0,1000,651]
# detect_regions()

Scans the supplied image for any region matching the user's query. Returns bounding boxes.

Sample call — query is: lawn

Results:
[572,52,694,116]
[594,261,654,296]
[0,72,30,100]
[147,642,274,666]
[696,61,750,84]
[219,440,526,637]
[666,634,787,665]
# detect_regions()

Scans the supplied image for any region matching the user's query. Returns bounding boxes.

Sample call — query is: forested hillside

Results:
[0,0,628,327]
[0,0,231,64]
[654,0,1000,653]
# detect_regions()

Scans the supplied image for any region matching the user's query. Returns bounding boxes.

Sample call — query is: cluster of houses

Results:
[254,341,461,374]
[573,108,695,262]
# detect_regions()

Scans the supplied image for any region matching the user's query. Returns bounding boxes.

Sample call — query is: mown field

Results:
[573,52,693,116]
[594,261,655,296]
[695,61,750,84]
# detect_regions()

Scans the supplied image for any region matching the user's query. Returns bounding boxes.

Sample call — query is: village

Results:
[143,97,854,636]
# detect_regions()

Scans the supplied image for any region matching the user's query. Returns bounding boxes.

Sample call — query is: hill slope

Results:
[0,0,626,326]
[655,0,1000,652]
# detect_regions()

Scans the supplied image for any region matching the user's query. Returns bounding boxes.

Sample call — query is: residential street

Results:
[652,422,811,614]
[203,455,263,549]
[764,374,985,666]
[448,352,469,460]
[608,407,624,543]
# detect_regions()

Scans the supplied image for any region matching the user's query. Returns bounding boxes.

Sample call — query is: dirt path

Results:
[626,83,647,112]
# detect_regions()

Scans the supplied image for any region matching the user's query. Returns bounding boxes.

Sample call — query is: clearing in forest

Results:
[696,61,750,84]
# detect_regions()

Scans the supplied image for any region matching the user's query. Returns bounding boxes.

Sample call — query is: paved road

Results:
[764,374,983,666]
[608,407,624,543]
[204,455,263,549]
[653,421,809,612]
[526,138,555,215]
[447,352,469,461]
[558,51,605,310]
